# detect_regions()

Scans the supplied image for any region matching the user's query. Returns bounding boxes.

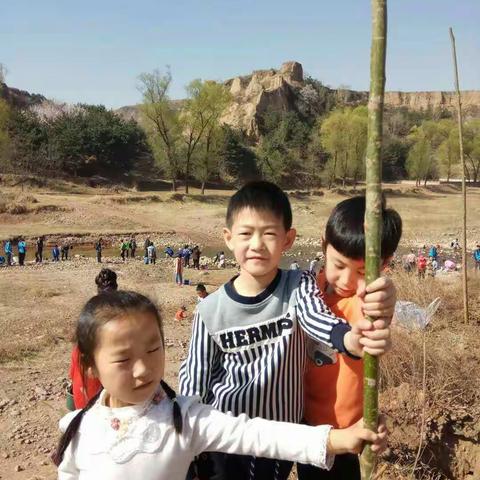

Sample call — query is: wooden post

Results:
[449,27,469,324]
[360,1,387,479]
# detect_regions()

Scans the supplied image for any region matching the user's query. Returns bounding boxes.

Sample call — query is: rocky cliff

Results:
[220,61,480,139]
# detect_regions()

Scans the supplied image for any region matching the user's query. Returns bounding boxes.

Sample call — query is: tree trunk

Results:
[171,178,177,192]
[449,27,469,324]
[201,181,205,195]
[185,155,190,194]
[360,1,387,478]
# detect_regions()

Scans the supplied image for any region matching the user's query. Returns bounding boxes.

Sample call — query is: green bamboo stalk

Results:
[360,1,387,479]
[449,28,469,324]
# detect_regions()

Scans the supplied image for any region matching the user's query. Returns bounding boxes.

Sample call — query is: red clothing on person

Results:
[175,309,187,321]
[69,345,102,409]
[417,256,427,271]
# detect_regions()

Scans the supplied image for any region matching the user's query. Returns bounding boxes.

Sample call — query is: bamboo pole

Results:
[449,28,469,324]
[360,1,387,479]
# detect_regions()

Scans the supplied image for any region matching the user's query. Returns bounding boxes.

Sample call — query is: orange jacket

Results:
[304,275,364,428]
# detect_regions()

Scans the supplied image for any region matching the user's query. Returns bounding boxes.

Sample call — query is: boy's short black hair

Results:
[196,283,207,292]
[325,196,402,260]
[226,181,292,230]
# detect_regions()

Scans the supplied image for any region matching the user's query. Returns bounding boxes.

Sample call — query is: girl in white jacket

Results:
[54,291,386,480]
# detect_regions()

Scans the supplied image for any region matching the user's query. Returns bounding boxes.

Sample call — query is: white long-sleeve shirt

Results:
[57,390,333,480]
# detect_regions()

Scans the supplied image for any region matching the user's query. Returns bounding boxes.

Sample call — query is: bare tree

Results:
[449,28,469,324]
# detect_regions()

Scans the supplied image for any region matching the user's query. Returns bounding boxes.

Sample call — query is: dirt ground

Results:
[1,182,479,479]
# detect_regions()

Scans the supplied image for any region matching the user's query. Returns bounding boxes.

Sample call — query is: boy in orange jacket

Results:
[299,196,402,480]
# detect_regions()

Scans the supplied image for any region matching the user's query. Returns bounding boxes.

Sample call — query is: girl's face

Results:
[91,311,165,408]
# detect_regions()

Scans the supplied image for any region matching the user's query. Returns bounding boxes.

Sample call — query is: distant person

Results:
[35,236,44,263]
[183,245,192,268]
[95,238,102,263]
[451,238,460,251]
[69,268,118,409]
[405,249,416,273]
[175,306,188,321]
[52,244,60,262]
[309,257,320,276]
[4,239,12,266]
[218,251,226,269]
[432,258,438,273]
[192,246,201,270]
[144,237,151,258]
[175,254,184,285]
[130,237,137,258]
[444,259,457,272]
[164,246,174,258]
[290,260,300,270]
[196,283,209,302]
[473,244,480,272]
[120,239,128,261]
[147,242,157,265]
[417,254,427,279]
[18,238,27,266]
[428,245,438,261]
[426,258,435,277]
[61,243,70,261]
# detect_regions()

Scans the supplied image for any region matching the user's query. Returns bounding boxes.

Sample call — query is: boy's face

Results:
[197,290,207,299]
[324,244,366,298]
[224,207,296,279]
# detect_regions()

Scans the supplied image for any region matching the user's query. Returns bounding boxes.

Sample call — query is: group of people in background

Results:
[1,236,71,266]
[400,239,478,278]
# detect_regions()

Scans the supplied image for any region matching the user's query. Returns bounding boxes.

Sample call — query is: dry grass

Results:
[378,272,480,479]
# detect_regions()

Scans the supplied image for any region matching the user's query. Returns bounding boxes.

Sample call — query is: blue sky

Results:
[2,0,479,108]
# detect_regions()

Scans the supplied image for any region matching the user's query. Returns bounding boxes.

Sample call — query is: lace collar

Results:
[83,386,171,463]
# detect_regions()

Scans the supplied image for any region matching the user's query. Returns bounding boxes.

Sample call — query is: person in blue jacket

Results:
[4,239,13,266]
[428,245,438,261]
[18,238,27,266]
[473,244,480,272]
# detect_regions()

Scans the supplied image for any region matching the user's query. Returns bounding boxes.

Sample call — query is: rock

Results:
[14,465,24,472]
[34,386,47,396]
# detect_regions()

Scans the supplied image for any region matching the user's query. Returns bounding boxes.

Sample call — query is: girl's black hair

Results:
[95,268,118,293]
[53,290,183,467]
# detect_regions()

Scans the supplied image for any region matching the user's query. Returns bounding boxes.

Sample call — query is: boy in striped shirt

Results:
[179,181,395,480]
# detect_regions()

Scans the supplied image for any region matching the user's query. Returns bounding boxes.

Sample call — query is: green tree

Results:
[347,107,368,188]
[49,105,148,177]
[138,69,181,191]
[463,119,480,183]
[406,119,454,186]
[319,107,367,188]
[406,133,433,186]
[180,80,231,193]
[320,109,345,188]
[436,127,459,182]
[0,99,9,164]
[257,110,311,186]
[219,127,259,185]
